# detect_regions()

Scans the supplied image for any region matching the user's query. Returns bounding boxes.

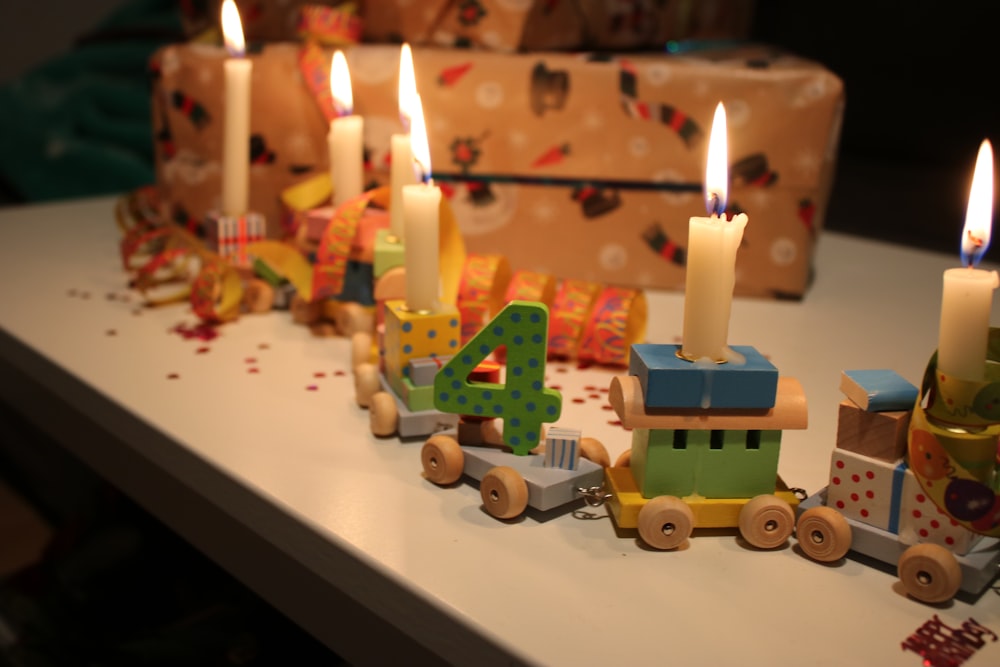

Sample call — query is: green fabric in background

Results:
[0,0,185,203]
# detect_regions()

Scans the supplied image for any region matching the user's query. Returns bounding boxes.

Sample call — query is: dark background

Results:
[752,0,1000,262]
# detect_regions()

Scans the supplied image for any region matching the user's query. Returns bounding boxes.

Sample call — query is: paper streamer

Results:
[245,240,314,301]
[190,258,243,323]
[577,286,647,367]
[548,279,601,357]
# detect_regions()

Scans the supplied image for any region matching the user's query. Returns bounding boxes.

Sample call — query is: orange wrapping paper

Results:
[151,41,842,298]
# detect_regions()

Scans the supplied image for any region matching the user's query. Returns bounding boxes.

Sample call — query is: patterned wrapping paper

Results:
[150,42,843,298]
[187,0,754,51]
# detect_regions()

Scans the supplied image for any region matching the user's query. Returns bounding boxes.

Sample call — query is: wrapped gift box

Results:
[151,42,843,298]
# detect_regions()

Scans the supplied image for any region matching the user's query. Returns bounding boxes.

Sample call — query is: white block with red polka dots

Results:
[898,471,983,556]
[827,448,901,532]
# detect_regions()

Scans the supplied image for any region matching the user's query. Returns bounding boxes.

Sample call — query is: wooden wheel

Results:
[351,331,373,369]
[422,435,464,485]
[242,279,274,313]
[637,496,693,550]
[354,362,381,408]
[796,506,852,562]
[369,391,399,437]
[898,543,962,604]
[614,449,631,467]
[335,302,373,337]
[738,495,794,549]
[579,437,611,468]
[480,466,529,519]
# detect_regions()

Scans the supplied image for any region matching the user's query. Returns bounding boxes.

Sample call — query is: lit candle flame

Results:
[704,102,728,217]
[409,94,432,184]
[398,43,417,132]
[962,139,993,267]
[221,0,246,57]
[330,50,353,117]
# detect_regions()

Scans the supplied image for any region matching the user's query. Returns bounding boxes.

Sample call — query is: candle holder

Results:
[907,327,1000,537]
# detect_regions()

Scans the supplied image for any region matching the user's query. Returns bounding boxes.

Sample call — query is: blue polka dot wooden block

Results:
[384,300,461,398]
[434,301,561,456]
[629,343,778,410]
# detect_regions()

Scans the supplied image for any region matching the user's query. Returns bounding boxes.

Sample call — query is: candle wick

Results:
[708,192,725,218]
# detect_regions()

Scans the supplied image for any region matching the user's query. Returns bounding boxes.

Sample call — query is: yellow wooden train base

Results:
[605,466,801,530]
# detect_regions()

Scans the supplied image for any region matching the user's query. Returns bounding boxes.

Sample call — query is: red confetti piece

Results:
[549,384,562,390]
[584,385,597,391]
[556,367,568,373]
[172,322,219,341]
[314,372,326,378]
[258,343,270,349]
[248,368,259,374]
[599,387,609,393]
[196,347,210,354]
[334,370,346,376]
[601,405,613,411]
[245,357,257,363]
[576,360,594,370]
[167,373,179,379]
[589,393,601,399]
[306,385,318,391]
[572,398,586,404]
[106,329,117,336]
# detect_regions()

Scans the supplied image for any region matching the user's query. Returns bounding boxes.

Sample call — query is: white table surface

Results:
[1,196,998,666]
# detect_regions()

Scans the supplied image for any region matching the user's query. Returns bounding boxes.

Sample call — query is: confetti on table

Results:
[196,347,210,354]
[167,373,180,379]
[306,385,318,391]
[106,329,117,336]
[248,368,259,374]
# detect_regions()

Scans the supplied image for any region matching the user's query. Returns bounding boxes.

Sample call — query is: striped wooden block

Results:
[544,427,582,471]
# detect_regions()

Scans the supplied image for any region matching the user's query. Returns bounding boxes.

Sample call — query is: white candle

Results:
[402,95,441,312]
[681,102,748,362]
[937,139,998,381]
[390,43,418,241]
[328,50,364,207]
[221,0,250,217]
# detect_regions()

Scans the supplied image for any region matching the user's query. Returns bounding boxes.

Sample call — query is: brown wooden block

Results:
[835,399,909,460]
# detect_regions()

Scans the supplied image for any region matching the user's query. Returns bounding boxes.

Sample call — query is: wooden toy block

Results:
[379,375,459,438]
[303,206,333,243]
[631,427,782,499]
[384,300,461,397]
[899,468,984,556]
[401,376,436,412]
[409,356,453,387]
[826,448,904,532]
[544,427,582,470]
[435,301,561,455]
[206,211,266,268]
[605,466,800,530]
[629,343,778,410]
[836,399,909,460]
[840,369,918,412]
[461,446,604,512]
[374,228,405,278]
[609,375,808,431]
